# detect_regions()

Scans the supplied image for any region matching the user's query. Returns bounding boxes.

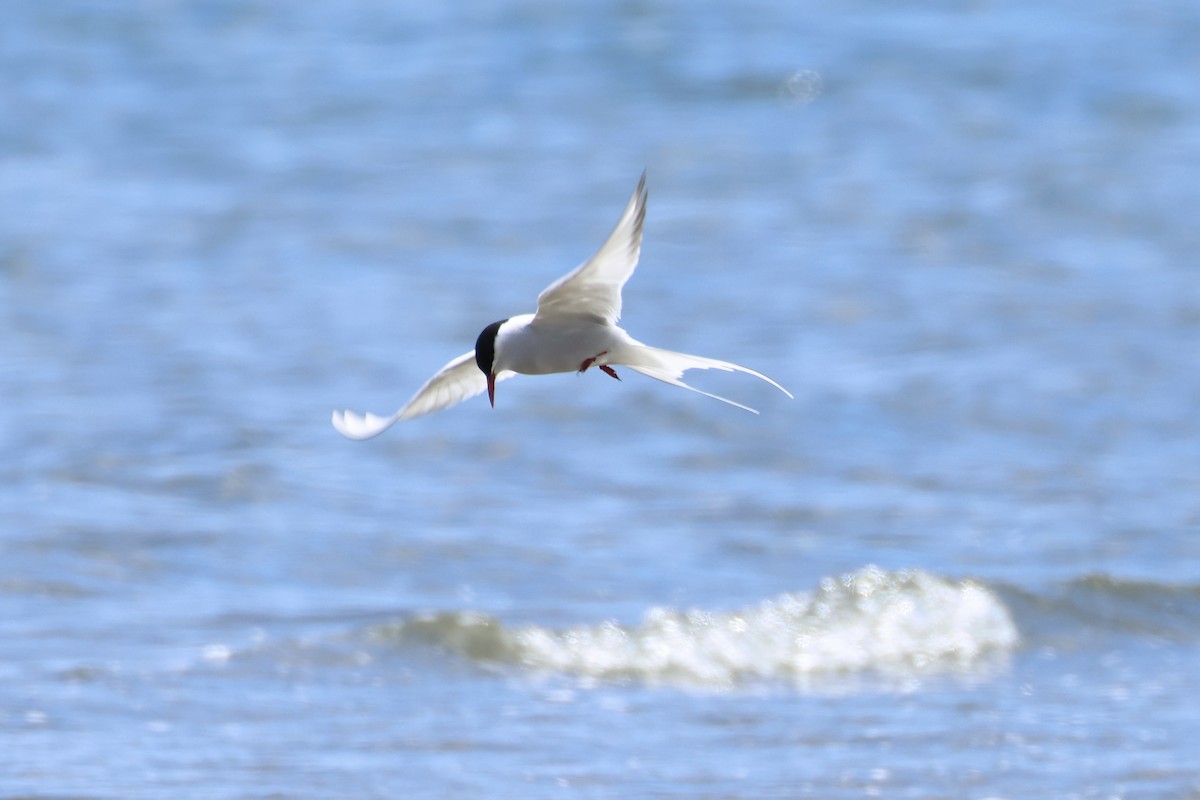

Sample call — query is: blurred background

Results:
[2,1,1199,797]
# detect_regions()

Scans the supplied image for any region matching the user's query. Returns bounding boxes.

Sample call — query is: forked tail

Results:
[613,343,792,413]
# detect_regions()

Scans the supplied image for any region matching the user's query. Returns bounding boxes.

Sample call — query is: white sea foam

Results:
[385,566,1019,688]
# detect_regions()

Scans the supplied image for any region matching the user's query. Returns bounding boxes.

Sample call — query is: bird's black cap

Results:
[474,319,508,375]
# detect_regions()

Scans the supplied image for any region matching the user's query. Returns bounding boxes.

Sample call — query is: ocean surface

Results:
[3,1,1199,797]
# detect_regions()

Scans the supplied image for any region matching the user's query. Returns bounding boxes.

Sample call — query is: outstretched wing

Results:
[533,172,647,326]
[332,351,516,440]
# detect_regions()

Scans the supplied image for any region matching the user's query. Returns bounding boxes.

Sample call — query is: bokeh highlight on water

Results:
[3,1,1199,798]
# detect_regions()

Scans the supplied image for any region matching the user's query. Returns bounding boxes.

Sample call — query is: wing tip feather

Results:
[331,409,397,440]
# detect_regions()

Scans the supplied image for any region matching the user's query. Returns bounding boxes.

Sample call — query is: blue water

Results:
[4,1,1200,797]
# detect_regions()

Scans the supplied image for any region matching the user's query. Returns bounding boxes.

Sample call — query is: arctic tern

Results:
[332,173,791,440]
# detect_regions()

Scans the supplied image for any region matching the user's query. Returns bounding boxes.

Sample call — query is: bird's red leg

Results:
[578,350,609,373]
[599,365,620,381]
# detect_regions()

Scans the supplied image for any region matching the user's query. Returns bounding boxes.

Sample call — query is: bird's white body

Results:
[332,173,791,440]
[492,314,628,375]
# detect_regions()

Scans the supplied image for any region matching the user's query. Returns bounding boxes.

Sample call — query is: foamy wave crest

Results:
[375,567,1019,688]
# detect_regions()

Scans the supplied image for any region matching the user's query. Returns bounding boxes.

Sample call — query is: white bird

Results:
[332,173,792,440]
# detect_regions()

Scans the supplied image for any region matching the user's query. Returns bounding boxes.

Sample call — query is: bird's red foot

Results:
[599,365,620,381]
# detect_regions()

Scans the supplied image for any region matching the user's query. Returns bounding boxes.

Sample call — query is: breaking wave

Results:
[369,566,1019,688]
